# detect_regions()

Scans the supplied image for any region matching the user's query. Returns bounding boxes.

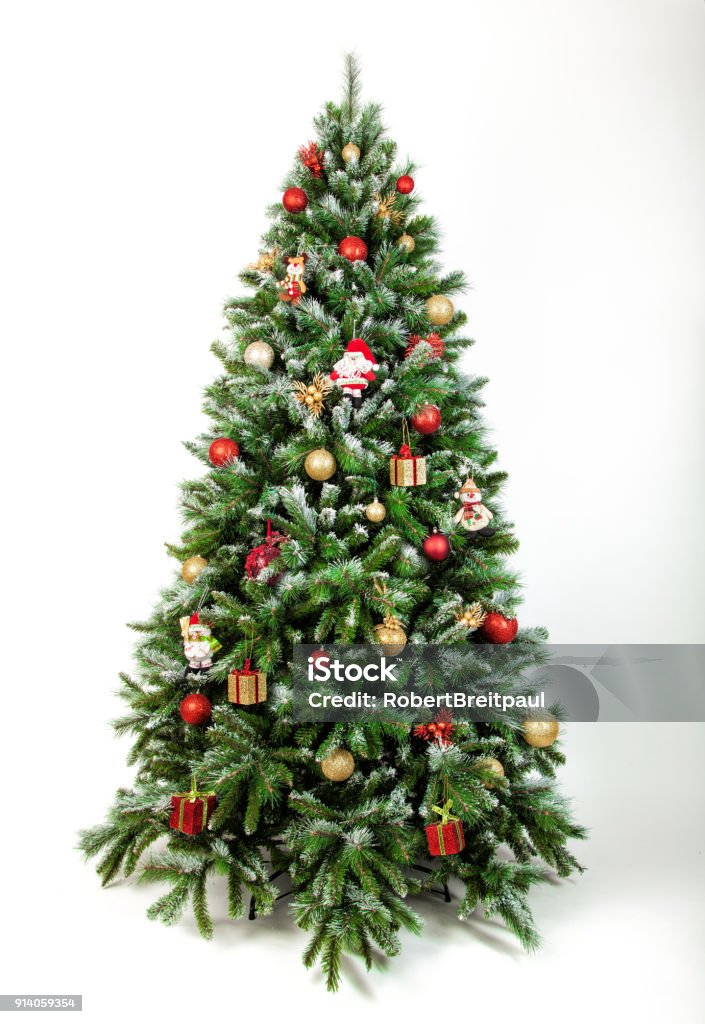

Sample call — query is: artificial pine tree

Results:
[80,57,585,991]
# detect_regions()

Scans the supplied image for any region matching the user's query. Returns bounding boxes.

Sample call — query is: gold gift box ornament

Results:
[228,658,267,705]
[390,423,427,487]
[390,442,426,486]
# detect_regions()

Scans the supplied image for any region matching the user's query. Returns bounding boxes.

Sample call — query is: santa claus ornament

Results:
[279,255,307,304]
[179,613,222,673]
[245,519,288,583]
[330,338,378,409]
[453,477,495,537]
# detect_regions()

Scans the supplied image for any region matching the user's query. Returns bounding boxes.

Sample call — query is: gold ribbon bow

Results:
[431,799,459,826]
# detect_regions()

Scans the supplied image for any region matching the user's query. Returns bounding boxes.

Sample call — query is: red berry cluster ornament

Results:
[405,332,445,362]
[338,236,368,262]
[482,613,518,644]
[209,437,240,466]
[413,712,454,746]
[298,141,324,178]
[179,693,212,726]
[411,403,442,435]
[245,519,288,583]
[396,175,414,194]
[282,187,308,213]
[423,528,451,562]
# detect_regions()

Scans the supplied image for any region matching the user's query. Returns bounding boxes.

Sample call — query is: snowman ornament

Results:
[453,477,496,537]
[329,338,379,409]
[180,612,222,673]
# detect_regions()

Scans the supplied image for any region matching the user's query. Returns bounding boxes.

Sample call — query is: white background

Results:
[1,0,704,1021]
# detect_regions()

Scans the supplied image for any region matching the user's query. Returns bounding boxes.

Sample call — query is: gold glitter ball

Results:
[425,294,454,326]
[374,616,407,656]
[243,341,275,369]
[522,718,560,748]
[365,498,387,523]
[304,448,337,481]
[181,555,208,584]
[476,757,505,788]
[398,233,415,252]
[321,748,355,781]
[341,142,361,164]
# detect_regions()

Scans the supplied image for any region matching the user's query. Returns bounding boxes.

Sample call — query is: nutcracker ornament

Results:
[453,477,496,537]
[329,338,378,409]
[279,255,307,304]
[180,612,222,674]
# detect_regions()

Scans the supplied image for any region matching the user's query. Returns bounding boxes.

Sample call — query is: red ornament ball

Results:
[338,236,368,262]
[209,437,240,466]
[423,529,451,562]
[411,403,442,435]
[482,613,519,644]
[180,693,212,726]
[396,175,415,194]
[282,187,308,213]
[310,648,330,670]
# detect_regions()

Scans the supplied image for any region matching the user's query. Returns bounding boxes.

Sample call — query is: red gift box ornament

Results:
[389,422,427,487]
[169,776,217,836]
[425,798,465,857]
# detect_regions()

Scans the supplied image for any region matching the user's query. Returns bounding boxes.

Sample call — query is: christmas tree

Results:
[80,57,585,991]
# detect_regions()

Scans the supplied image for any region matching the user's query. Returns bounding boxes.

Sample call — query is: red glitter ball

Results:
[338,236,368,262]
[209,437,240,466]
[282,187,308,213]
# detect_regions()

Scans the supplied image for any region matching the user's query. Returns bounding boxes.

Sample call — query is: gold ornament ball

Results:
[243,341,275,370]
[321,748,355,781]
[477,757,505,788]
[425,294,454,326]
[522,718,560,748]
[304,448,337,481]
[365,498,387,523]
[398,233,415,253]
[374,618,407,657]
[341,142,361,164]
[181,555,208,584]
